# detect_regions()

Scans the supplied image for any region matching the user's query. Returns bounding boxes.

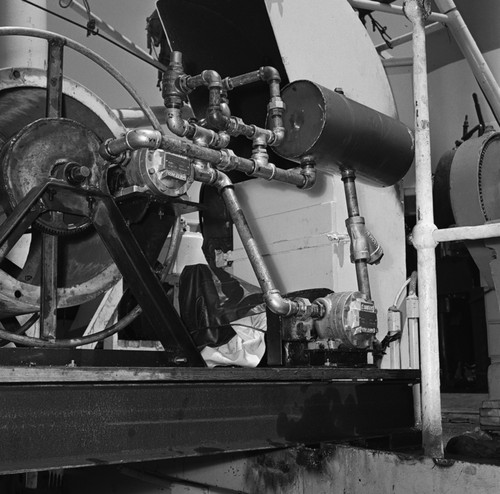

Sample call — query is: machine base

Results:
[0,364,418,473]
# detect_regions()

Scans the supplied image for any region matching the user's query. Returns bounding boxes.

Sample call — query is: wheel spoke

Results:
[40,230,58,340]
[40,37,65,338]
[46,37,64,118]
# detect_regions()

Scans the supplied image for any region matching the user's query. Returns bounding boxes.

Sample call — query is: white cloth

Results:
[201,310,266,368]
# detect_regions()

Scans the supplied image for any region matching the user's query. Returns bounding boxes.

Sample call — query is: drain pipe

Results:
[404,0,443,458]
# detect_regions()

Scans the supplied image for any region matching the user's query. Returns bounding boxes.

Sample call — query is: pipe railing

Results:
[399,0,500,459]
[433,223,500,243]
[375,21,444,52]
[405,0,444,459]
[348,0,449,23]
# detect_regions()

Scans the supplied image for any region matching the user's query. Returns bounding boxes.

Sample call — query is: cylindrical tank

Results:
[273,81,414,187]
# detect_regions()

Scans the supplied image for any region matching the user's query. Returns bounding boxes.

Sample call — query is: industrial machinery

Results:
[0,0,419,474]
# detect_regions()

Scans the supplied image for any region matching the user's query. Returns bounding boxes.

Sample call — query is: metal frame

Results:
[0,178,205,365]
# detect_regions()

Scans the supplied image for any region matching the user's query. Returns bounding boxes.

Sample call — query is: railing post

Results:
[404,0,444,457]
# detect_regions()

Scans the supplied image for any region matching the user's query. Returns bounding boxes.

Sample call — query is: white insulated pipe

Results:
[405,0,443,458]
[434,0,500,126]
[0,0,47,68]
[376,22,444,52]
[434,223,500,243]
[348,0,449,23]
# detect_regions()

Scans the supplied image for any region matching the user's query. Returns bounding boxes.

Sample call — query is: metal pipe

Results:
[433,223,500,242]
[342,171,361,217]
[196,169,320,319]
[405,0,443,457]
[349,0,449,23]
[162,55,234,148]
[185,66,285,146]
[434,0,500,125]
[354,261,372,300]
[212,171,298,316]
[375,22,444,52]
[341,169,372,299]
[100,129,312,188]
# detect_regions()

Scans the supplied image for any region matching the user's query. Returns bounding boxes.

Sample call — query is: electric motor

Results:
[314,291,378,349]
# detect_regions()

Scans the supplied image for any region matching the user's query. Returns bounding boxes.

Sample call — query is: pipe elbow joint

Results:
[202,70,223,89]
[212,170,233,191]
[269,126,285,147]
[298,161,317,190]
[100,130,162,160]
[264,290,297,317]
[166,110,190,137]
[207,108,230,131]
[259,66,281,84]
[125,129,162,151]
[217,148,237,171]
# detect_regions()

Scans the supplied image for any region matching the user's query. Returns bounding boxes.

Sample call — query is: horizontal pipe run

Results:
[100,129,309,188]
[433,223,500,242]
[224,70,261,89]
[348,0,448,23]
[159,136,307,186]
[375,21,444,52]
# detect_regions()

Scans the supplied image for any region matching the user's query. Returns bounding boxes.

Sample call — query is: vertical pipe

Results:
[405,0,443,457]
[0,0,47,68]
[220,185,277,296]
[433,0,500,126]
[341,169,372,299]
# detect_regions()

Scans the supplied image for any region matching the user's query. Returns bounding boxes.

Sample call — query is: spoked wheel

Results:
[0,27,164,346]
